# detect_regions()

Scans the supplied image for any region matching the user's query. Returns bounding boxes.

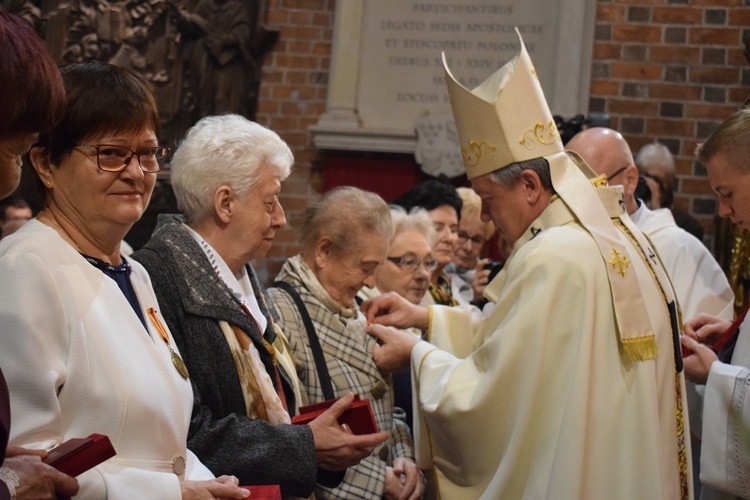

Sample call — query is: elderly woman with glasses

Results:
[359,207,437,306]
[446,187,496,306]
[268,187,425,500]
[0,61,248,499]
[392,180,462,307]
[357,206,437,436]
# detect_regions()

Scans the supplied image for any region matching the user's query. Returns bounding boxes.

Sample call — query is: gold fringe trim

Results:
[621,334,659,361]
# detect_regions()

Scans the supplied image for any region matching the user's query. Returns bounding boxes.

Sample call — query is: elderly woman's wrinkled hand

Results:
[2,452,79,500]
[309,393,390,471]
[683,313,732,345]
[367,324,419,373]
[180,476,249,499]
[361,292,429,332]
[680,335,719,385]
[390,457,425,500]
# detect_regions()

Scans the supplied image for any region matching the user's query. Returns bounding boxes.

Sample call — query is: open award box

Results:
[291,394,378,435]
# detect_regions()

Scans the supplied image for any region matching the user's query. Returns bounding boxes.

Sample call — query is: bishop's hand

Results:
[361,292,429,332]
[683,313,732,345]
[680,335,718,385]
[367,324,419,373]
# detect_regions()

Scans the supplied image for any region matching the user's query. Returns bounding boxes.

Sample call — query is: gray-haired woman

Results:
[357,206,437,435]
[268,187,425,500]
[359,206,437,306]
[133,115,388,497]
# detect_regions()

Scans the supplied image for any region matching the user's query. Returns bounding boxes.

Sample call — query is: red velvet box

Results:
[43,433,116,477]
[291,395,378,435]
[240,485,282,499]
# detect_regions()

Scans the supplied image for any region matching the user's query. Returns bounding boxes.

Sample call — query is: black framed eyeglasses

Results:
[607,165,629,182]
[387,255,438,272]
[75,144,170,173]
[456,230,485,248]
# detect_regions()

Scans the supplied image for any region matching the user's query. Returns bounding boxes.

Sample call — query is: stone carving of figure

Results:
[173,0,257,121]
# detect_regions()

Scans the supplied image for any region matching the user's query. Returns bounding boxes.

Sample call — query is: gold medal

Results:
[147,307,190,380]
[171,350,189,380]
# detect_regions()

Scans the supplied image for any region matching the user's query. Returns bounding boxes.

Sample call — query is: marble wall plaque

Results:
[311,0,596,153]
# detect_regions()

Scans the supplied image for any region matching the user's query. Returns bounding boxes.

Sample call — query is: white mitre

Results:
[443,30,679,362]
[443,33,561,179]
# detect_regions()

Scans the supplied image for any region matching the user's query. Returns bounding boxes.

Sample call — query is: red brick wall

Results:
[590,0,750,245]
[254,0,335,281]
[254,0,750,280]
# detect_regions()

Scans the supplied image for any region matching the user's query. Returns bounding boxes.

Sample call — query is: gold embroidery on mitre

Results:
[461,140,496,167]
[609,248,630,277]
[519,121,561,150]
[531,66,539,82]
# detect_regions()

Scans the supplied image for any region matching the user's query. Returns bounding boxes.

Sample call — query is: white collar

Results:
[630,199,648,226]
[184,224,267,332]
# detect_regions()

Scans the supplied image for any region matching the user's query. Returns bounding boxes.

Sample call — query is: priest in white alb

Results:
[362,30,692,499]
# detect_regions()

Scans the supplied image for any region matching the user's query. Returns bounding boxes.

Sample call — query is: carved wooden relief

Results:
[4,0,278,246]
[4,0,278,146]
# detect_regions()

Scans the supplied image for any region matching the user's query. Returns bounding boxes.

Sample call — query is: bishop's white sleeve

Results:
[426,304,484,359]
[700,361,750,498]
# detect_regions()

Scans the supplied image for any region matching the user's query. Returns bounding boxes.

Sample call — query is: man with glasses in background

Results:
[566,127,733,323]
